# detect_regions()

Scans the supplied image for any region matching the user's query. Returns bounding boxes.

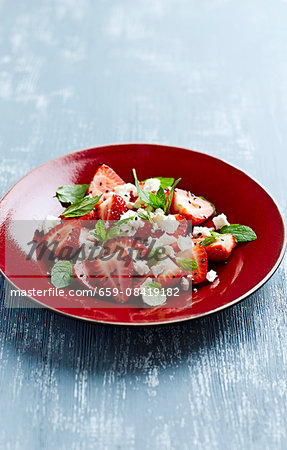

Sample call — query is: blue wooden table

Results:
[0,1,287,448]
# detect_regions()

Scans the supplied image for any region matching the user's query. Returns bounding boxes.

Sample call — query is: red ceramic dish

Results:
[0,143,286,325]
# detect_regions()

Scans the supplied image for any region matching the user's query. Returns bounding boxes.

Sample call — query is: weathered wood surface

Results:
[0,0,286,448]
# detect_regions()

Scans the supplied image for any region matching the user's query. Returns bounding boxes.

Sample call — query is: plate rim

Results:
[0,142,286,326]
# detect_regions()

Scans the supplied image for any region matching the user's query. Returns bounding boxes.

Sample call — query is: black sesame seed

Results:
[100,182,102,186]
[98,163,103,166]
[105,189,109,193]
[203,215,206,219]
[172,275,175,278]
[201,259,205,263]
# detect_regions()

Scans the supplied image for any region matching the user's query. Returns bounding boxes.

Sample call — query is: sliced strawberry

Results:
[73,249,133,303]
[202,233,236,261]
[94,194,128,221]
[171,189,214,225]
[177,242,208,284]
[153,258,183,287]
[38,220,81,260]
[88,164,125,198]
[172,214,188,238]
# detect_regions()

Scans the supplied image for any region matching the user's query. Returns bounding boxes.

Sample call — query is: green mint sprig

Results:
[220,224,257,242]
[56,184,89,205]
[61,194,102,218]
[51,261,74,288]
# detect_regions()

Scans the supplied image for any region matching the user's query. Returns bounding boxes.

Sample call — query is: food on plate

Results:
[36,164,257,307]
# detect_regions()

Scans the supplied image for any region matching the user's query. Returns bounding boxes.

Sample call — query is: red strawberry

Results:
[152,258,183,287]
[201,233,236,261]
[73,249,133,303]
[88,164,125,198]
[38,220,81,260]
[171,189,214,225]
[172,214,188,238]
[94,194,128,221]
[177,241,208,284]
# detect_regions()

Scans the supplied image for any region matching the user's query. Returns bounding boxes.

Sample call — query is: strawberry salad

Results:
[36,163,257,307]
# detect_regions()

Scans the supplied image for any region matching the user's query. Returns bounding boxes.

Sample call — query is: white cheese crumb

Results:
[212,213,230,230]
[151,261,166,277]
[134,260,150,276]
[139,277,167,307]
[192,226,213,237]
[206,270,218,283]
[154,233,177,248]
[177,235,193,251]
[143,178,161,193]
[114,183,138,204]
[153,209,179,234]
[181,277,189,291]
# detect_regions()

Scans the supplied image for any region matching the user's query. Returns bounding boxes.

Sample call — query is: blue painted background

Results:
[0,1,286,448]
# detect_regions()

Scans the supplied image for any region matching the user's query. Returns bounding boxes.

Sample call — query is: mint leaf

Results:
[176,258,198,271]
[164,178,181,214]
[201,235,217,246]
[61,194,102,218]
[147,247,166,266]
[132,169,150,204]
[94,219,106,243]
[149,187,166,210]
[93,217,135,243]
[56,184,89,205]
[220,224,257,243]
[51,261,73,288]
[137,211,153,223]
[156,177,174,189]
[199,196,217,215]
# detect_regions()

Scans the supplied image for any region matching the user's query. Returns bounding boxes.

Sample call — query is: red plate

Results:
[0,143,286,325]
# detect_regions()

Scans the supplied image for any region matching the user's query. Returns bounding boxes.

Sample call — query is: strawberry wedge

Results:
[73,250,134,303]
[39,220,81,259]
[88,164,125,198]
[197,233,236,261]
[171,188,214,225]
[177,241,208,284]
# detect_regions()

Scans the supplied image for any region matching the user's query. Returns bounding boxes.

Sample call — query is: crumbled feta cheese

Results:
[120,210,136,220]
[177,235,193,251]
[40,215,61,234]
[153,209,179,234]
[164,245,175,258]
[140,278,167,307]
[192,226,213,237]
[114,183,138,203]
[118,210,145,236]
[143,178,161,193]
[206,270,218,283]
[154,233,177,248]
[212,213,230,230]
[151,261,167,277]
[181,277,189,291]
[134,260,150,276]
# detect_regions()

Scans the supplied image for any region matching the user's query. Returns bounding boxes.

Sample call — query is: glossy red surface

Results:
[0,143,286,325]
